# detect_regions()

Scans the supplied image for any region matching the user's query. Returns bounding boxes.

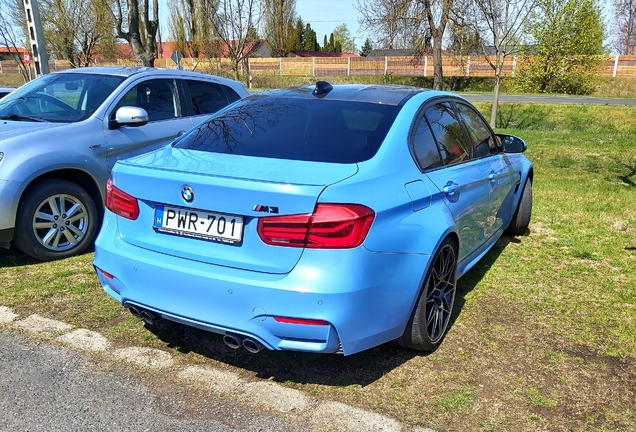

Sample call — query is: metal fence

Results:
[2,54,636,78]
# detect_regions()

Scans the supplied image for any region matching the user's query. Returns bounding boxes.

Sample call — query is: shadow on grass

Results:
[144,234,518,388]
[0,245,39,268]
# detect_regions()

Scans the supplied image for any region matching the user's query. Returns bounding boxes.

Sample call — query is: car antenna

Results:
[312,81,333,97]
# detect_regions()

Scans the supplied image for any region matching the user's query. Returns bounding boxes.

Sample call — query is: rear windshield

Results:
[174,96,401,163]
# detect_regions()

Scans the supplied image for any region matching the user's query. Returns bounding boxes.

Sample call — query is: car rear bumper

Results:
[93,214,431,355]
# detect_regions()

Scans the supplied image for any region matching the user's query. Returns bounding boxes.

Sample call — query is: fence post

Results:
[466,56,471,77]
[512,55,517,78]
[347,57,351,76]
[384,56,388,75]
[613,54,620,78]
[312,57,315,77]
[279,57,282,76]
[424,56,428,77]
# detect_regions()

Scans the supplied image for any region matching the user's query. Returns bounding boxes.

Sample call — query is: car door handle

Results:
[443,181,458,196]
[488,171,496,182]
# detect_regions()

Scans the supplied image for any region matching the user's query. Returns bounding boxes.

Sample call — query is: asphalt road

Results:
[0,331,296,432]
[463,93,636,105]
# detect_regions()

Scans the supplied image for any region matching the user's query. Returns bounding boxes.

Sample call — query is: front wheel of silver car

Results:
[14,180,98,261]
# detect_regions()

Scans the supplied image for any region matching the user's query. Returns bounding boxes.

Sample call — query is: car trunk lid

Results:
[111,148,358,274]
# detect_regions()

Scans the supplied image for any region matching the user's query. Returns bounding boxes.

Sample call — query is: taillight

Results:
[105,177,139,220]
[273,316,329,326]
[257,203,374,249]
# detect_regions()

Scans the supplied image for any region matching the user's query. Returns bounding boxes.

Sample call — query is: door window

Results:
[114,79,179,122]
[425,102,470,165]
[185,80,231,115]
[455,102,498,157]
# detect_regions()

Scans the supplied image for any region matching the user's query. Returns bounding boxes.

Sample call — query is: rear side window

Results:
[425,103,470,165]
[412,118,442,170]
[174,96,401,163]
[185,80,231,115]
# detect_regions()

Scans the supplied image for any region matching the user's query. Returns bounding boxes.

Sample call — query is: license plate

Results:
[153,205,243,244]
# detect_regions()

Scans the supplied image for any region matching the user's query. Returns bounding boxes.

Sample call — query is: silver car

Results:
[0,67,248,260]
[0,87,15,99]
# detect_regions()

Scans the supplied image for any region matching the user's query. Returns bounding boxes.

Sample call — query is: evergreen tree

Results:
[359,38,373,56]
[303,23,319,51]
[323,34,329,51]
[293,17,304,50]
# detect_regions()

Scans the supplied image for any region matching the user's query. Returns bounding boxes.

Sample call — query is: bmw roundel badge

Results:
[181,186,194,203]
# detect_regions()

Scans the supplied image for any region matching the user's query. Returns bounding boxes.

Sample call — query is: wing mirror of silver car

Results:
[498,134,527,153]
[109,106,150,130]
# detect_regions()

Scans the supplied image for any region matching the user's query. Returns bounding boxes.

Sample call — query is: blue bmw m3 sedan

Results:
[93,82,533,356]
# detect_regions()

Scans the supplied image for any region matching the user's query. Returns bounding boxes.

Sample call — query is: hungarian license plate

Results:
[153,205,243,243]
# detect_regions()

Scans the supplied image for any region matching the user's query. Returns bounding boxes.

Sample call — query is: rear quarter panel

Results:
[318,92,457,257]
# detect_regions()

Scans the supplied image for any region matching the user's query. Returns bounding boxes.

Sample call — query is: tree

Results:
[0,0,29,81]
[302,22,319,50]
[206,0,260,79]
[359,38,373,56]
[515,0,605,94]
[110,0,160,67]
[613,0,636,54]
[168,0,221,59]
[455,0,536,127]
[356,0,423,49]
[357,0,455,90]
[292,17,304,49]
[40,0,117,67]
[261,0,297,57]
[332,23,355,52]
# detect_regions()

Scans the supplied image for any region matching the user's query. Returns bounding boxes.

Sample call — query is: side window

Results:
[412,117,442,170]
[185,80,231,115]
[455,102,498,157]
[425,102,470,165]
[114,79,179,122]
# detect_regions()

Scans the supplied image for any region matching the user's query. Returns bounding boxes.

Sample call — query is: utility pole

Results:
[22,0,49,76]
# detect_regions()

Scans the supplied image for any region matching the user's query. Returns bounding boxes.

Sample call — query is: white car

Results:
[0,67,248,260]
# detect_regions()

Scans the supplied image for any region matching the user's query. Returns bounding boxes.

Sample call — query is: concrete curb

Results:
[2,307,436,432]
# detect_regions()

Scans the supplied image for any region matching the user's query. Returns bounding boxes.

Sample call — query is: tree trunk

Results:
[432,34,443,90]
[490,53,504,128]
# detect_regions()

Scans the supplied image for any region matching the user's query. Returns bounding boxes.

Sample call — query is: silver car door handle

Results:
[488,172,496,182]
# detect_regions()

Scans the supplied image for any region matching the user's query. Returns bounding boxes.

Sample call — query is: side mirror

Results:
[109,106,149,129]
[498,134,527,153]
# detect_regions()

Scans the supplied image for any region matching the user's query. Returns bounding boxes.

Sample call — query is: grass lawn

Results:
[1,102,635,431]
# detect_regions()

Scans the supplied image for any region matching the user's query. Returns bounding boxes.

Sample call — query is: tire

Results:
[397,238,458,352]
[14,180,98,261]
[505,180,532,236]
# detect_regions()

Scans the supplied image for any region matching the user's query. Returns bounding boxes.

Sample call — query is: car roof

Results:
[48,66,248,95]
[50,66,203,78]
[255,83,432,106]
